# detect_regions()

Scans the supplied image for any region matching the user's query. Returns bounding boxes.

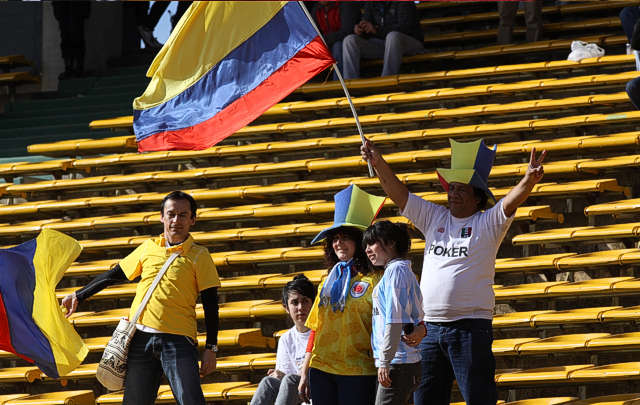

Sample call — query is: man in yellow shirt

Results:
[62,191,221,405]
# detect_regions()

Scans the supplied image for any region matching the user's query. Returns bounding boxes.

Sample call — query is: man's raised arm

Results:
[361,140,409,211]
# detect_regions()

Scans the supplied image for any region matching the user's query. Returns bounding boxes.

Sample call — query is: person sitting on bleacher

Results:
[311,1,360,81]
[61,191,220,405]
[342,2,424,79]
[497,0,543,44]
[361,139,546,405]
[250,275,317,405]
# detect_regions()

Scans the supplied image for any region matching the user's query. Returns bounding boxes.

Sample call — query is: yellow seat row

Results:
[28,105,640,158]
[494,304,640,328]
[424,17,621,44]
[512,222,640,245]
[0,390,94,404]
[496,361,640,387]
[0,204,559,252]
[58,131,640,181]
[0,71,39,86]
[96,381,255,404]
[494,332,640,356]
[7,139,640,197]
[299,54,634,95]
[417,0,639,24]
[67,299,286,327]
[0,177,625,223]
[585,198,640,217]
[0,195,560,237]
[87,70,640,131]
[363,35,627,67]
[0,54,31,69]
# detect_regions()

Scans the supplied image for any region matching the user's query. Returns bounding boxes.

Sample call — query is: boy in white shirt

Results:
[250,275,316,405]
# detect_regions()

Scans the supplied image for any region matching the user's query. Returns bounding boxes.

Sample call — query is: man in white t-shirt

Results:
[250,275,316,405]
[361,138,546,405]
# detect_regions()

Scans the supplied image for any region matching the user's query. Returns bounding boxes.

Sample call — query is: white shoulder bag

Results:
[96,252,180,391]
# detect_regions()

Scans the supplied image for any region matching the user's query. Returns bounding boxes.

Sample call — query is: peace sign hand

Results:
[525,147,547,185]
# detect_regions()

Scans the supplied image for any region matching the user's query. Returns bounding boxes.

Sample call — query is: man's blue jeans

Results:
[413,319,497,405]
[627,76,640,110]
[123,331,205,405]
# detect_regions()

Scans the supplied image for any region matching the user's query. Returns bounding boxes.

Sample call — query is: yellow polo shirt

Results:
[119,234,220,340]
[305,270,382,376]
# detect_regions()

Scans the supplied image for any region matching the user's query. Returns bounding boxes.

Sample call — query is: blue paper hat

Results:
[310,185,386,245]
[436,138,497,203]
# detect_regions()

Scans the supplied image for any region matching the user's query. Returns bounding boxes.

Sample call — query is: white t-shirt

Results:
[402,193,514,322]
[371,259,424,367]
[275,327,311,375]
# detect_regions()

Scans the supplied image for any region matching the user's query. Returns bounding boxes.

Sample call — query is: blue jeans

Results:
[620,6,640,42]
[413,319,496,405]
[123,331,205,405]
[309,367,376,405]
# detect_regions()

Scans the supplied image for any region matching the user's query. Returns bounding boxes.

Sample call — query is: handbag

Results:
[96,251,180,391]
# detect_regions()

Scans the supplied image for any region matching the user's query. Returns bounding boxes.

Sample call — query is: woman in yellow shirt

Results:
[298,185,385,405]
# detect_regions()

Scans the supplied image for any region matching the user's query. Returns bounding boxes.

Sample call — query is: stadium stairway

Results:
[4,1,640,403]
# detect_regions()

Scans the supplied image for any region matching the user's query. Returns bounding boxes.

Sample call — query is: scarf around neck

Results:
[319,259,354,312]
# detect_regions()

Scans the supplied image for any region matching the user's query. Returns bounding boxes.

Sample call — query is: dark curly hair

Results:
[362,221,411,259]
[281,274,317,307]
[322,226,370,275]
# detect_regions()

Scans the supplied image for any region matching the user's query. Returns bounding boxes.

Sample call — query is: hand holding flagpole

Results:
[298,2,375,178]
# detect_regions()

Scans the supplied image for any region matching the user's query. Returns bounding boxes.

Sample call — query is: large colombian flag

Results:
[0,229,87,378]
[133,1,335,152]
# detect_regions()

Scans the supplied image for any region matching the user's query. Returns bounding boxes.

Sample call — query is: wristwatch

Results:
[205,344,218,352]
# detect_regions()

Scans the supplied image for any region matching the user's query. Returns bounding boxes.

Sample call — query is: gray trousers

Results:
[375,362,422,405]
[342,32,425,79]
[250,374,301,405]
[497,0,543,44]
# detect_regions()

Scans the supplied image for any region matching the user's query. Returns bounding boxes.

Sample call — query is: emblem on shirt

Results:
[437,227,445,233]
[461,227,472,238]
[350,281,369,298]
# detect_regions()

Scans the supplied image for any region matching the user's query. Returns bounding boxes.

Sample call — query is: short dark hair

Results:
[161,191,197,219]
[362,220,411,259]
[473,187,488,211]
[323,226,370,274]
[282,274,317,307]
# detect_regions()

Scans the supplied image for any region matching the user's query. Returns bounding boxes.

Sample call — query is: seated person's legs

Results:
[497,1,518,44]
[274,374,301,405]
[381,31,424,77]
[250,376,281,405]
[342,34,385,79]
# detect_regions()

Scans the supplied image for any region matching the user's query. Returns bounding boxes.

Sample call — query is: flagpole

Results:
[298,1,375,178]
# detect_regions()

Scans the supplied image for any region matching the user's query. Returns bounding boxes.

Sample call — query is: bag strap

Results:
[130,251,180,324]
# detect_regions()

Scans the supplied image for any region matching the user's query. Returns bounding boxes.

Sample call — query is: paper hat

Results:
[310,185,386,245]
[436,138,497,203]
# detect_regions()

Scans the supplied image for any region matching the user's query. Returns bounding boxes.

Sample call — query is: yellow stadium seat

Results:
[496,364,594,385]
[493,311,555,328]
[0,366,41,383]
[555,249,640,270]
[564,393,640,404]
[0,54,31,68]
[569,362,640,382]
[585,199,640,217]
[0,395,29,404]
[493,337,541,356]
[530,307,621,327]
[503,398,579,405]
[217,353,276,372]
[586,332,640,351]
[512,223,640,245]
[496,253,576,273]
[96,382,251,404]
[516,333,610,354]
[545,277,635,297]
[5,390,94,405]
[494,281,569,300]
[226,383,259,400]
[601,306,640,323]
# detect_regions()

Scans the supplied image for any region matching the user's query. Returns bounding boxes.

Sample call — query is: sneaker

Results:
[137,25,162,49]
